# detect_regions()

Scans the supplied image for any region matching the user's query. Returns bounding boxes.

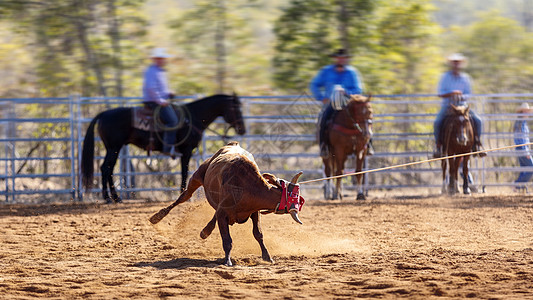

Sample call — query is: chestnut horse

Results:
[322,95,373,200]
[440,104,474,195]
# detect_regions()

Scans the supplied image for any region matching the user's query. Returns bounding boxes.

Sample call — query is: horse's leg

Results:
[355,154,366,200]
[100,147,122,203]
[462,157,471,195]
[333,152,344,200]
[323,156,332,200]
[441,159,447,194]
[180,149,193,193]
[251,211,273,263]
[448,158,459,195]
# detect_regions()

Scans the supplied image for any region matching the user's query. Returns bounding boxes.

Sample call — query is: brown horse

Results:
[322,95,373,200]
[441,104,474,195]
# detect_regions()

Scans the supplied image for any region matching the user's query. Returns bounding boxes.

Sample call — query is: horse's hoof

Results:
[114,197,123,203]
[104,197,113,204]
[356,193,366,200]
[463,188,471,195]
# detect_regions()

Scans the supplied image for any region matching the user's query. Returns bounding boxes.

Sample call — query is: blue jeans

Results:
[515,155,533,183]
[433,106,482,143]
[318,104,334,146]
[145,102,179,152]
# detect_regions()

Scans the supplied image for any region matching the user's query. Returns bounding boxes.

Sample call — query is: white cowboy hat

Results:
[517,102,532,113]
[150,48,172,58]
[447,53,466,61]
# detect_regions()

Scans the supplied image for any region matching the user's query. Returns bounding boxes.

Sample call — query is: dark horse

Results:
[322,95,373,200]
[440,104,474,195]
[81,94,246,203]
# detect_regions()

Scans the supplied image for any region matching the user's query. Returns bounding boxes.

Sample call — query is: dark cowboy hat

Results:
[330,48,352,58]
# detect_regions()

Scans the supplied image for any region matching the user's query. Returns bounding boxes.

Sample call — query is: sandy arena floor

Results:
[1,192,533,299]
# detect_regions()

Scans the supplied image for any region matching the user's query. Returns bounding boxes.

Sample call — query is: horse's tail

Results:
[81,113,102,189]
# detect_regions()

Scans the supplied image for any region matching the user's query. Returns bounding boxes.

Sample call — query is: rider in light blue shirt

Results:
[142,48,179,158]
[310,48,368,157]
[433,53,485,158]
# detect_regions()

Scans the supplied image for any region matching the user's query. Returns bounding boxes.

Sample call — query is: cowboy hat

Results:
[330,48,351,58]
[517,102,532,113]
[150,48,172,58]
[447,53,466,61]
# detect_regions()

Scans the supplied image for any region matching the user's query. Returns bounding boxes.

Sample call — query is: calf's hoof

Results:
[224,258,233,267]
[262,254,274,264]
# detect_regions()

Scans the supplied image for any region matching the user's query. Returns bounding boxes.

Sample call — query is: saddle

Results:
[131,104,187,156]
[132,104,186,132]
[132,106,155,131]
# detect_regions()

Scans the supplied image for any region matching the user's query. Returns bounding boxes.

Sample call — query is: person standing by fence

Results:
[142,47,178,158]
[513,103,533,192]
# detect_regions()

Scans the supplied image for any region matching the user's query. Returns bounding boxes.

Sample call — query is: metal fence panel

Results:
[1,93,533,203]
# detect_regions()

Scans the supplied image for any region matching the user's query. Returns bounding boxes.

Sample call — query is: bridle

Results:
[345,101,373,137]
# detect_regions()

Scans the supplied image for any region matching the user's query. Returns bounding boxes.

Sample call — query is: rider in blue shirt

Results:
[514,103,533,191]
[143,48,179,158]
[310,49,370,157]
[433,53,486,158]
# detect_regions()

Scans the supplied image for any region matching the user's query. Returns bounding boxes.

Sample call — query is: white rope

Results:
[299,142,533,185]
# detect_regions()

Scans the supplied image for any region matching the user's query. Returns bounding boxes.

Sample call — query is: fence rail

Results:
[2,93,533,203]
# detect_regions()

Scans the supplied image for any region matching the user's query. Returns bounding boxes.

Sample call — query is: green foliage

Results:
[272,0,441,96]
[0,0,148,97]
[445,11,533,93]
[168,0,274,95]
[272,0,376,93]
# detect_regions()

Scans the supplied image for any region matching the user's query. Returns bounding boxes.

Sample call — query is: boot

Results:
[473,142,487,157]
[433,144,442,158]
[162,145,176,159]
[162,130,177,159]
[319,142,329,158]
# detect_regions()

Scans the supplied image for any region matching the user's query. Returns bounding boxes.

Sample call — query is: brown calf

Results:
[150,141,305,266]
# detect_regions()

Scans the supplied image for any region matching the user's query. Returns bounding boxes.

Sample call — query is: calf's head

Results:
[266,171,305,224]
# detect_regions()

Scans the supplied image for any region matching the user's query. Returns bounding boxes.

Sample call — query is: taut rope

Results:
[299,142,533,185]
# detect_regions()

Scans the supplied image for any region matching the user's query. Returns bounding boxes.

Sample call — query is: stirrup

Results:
[319,144,329,158]
[366,146,374,156]
[162,146,177,159]
[433,146,442,158]
[473,143,487,157]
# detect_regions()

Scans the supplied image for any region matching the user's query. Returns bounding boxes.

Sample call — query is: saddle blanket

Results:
[132,106,155,131]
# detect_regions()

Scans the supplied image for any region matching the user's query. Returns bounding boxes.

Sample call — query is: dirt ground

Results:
[1,191,533,299]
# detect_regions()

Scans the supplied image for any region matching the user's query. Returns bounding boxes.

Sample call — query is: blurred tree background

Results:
[1,0,533,199]
[1,0,533,98]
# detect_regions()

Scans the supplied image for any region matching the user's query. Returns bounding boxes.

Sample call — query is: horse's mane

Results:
[349,94,368,103]
[451,104,469,116]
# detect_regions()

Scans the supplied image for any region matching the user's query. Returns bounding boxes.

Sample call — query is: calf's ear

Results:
[262,173,280,186]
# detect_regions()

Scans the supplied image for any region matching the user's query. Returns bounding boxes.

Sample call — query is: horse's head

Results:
[223,93,246,135]
[346,94,373,140]
[450,104,472,147]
